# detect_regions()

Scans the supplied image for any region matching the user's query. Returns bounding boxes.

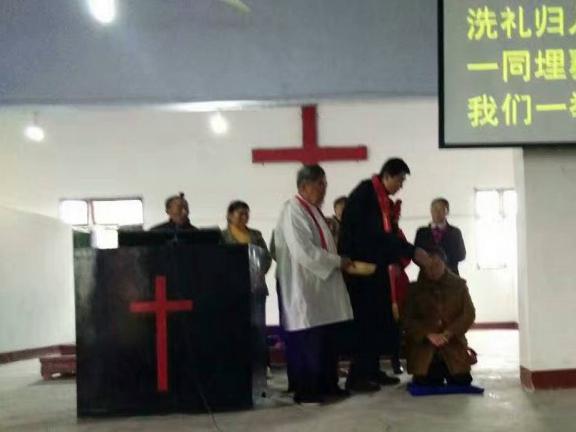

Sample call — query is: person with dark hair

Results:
[414,198,466,274]
[378,157,412,178]
[274,164,355,404]
[327,196,348,244]
[339,158,434,392]
[403,246,476,387]
[150,192,197,231]
[221,200,271,400]
[222,201,270,257]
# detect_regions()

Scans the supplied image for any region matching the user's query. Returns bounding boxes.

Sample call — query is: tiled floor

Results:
[1,331,575,431]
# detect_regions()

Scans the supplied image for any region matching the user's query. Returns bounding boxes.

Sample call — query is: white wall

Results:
[0,206,74,353]
[0,99,517,325]
[517,148,576,371]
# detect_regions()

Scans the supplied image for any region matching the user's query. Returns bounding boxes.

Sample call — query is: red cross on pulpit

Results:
[252,105,368,164]
[129,276,193,392]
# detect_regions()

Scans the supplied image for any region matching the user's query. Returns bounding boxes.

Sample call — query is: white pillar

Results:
[516,147,576,390]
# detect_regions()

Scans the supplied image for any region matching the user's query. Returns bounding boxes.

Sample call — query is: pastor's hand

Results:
[413,248,431,268]
[340,256,354,271]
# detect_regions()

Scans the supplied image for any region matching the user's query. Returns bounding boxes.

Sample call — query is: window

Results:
[59,197,143,249]
[59,200,89,225]
[92,199,143,226]
[475,189,517,269]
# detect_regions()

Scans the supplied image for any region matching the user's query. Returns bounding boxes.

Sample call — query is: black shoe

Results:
[324,386,351,398]
[345,379,381,393]
[376,371,401,386]
[294,394,324,405]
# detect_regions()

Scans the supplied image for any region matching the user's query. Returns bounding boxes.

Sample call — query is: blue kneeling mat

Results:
[407,383,485,396]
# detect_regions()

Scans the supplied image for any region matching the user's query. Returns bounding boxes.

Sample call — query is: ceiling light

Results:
[210,112,229,135]
[25,125,46,142]
[24,113,46,142]
[88,0,117,25]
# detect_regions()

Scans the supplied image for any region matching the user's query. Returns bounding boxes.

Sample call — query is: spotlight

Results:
[25,125,46,142]
[24,113,46,142]
[87,0,117,25]
[210,112,229,135]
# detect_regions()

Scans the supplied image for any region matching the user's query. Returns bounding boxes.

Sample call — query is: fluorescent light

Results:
[88,0,117,25]
[220,0,251,14]
[163,101,259,113]
[24,125,45,142]
[210,112,229,135]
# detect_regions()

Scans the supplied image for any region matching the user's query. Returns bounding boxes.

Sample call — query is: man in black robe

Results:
[150,192,197,232]
[339,158,431,391]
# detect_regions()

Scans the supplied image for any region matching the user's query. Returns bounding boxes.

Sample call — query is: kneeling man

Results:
[403,247,476,386]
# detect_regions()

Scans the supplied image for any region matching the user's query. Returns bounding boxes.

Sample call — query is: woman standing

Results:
[222,200,272,400]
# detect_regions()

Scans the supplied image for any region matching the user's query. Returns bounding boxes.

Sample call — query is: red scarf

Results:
[295,195,328,250]
[371,175,410,311]
[371,175,393,233]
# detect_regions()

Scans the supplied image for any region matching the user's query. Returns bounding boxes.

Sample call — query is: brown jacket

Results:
[403,270,476,376]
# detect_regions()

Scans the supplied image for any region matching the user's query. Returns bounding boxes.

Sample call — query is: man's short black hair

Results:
[379,158,411,178]
[297,164,326,188]
[165,192,186,210]
[333,196,347,208]
[432,197,450,212]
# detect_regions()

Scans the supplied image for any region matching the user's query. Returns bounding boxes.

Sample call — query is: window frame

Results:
[59,196,145,228]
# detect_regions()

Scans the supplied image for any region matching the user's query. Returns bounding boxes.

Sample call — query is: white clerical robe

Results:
[274,196,353,332]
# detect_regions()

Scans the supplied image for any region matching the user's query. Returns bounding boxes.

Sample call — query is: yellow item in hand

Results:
[345,261,377,276]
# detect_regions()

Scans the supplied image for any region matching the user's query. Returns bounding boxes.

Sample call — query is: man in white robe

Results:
[274,164,353,404]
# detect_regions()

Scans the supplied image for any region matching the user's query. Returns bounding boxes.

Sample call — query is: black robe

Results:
[338,179,414,354]
[149,219,198,232]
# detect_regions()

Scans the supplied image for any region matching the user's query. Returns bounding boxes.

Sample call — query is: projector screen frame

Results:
[438,0,576,149]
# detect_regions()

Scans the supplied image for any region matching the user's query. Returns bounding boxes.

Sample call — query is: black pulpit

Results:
[74,232,252,417]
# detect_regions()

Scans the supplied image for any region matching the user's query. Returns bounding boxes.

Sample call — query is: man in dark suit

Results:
[339,158,433,392]
[150,192,197,232]
[414,198,466,275]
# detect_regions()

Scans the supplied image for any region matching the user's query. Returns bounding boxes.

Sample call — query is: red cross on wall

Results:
[252,105,368,164]
[129,276,194,393]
